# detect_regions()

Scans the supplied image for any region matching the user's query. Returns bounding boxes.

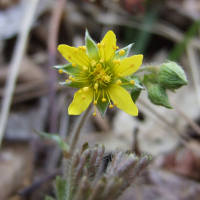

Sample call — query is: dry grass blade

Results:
[0,0,40,146]
[186,43,200,109]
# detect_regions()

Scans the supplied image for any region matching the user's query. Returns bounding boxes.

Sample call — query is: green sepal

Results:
[55,176,67,200]
[52,64,84,76]
[144,75,173,109]
[115,44,133,60]
[85,29,99,60]
[59,81,89,89]
[131,90,141,103]
[35,131,69,154]
[96,93,109,118]
[45,196,56,200]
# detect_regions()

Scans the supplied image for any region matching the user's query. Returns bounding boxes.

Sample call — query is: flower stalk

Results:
[69,103,93,155]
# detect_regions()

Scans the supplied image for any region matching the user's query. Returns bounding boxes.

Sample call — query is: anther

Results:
[82,46,86,51]
[119,49,125,56]
[114,102,118,106]
[112,45,119,50]
[116,79,122,85]
[72,63,76,67]
[93,101,97,105]
[118,74,121,77]
[68,55,71,59]
[109,105,114,108]
[117,59,121,65]
[102,98,107,102]
[82,95,86,100]
[83,66,88,71]
[94,83,99,90]
[101,42,106,48]
[97,43,101,48]
[66,79,69,83]
[130,80,135,84]
[113,60,117,65]
[78,90,82,94]
[83,87,89,92]
[74,50,77,53]
[72,78,75,82]
[69,76,72,80]
[93,113,96,117]
[105,76,111,82]
[78,46,82,50]
[130,64,134,68]
[96,63,102,69]
[59,69,63,73]
[100,58,104,63]
[91,60,96,66]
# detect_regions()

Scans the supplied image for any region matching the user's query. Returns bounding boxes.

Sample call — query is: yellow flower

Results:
[57,30,143,116]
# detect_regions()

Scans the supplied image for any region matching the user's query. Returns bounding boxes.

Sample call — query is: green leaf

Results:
[85,29,99,60]
[45,196,56,200]
[96,93,109,118]
[55,176,67,200]
[115,44,133,60]
[52,64,84,76]
[144,77,173,109]
[59,81,89,89]
[131,90,141,103]
[36,131,69,154]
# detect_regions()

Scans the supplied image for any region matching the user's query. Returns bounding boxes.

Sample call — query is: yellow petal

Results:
[68,88,93,115]
[115,55,143,76]
[58,45,90,67]
[100,31,116,61]
[108,85,138,116]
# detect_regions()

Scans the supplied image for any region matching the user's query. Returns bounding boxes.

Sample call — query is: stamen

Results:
[93,113,96,117]
[100,58,104,63]
[94,83,99,90]
[82,46,86,51]
[82,95,86,100]
[72,78,75,82]
[91,60,96,67]
[59,69,63,73]
[114,102,117,106]
[68,55,71,59]
[93,100,97,105]
[72,63,76,67]
[118,74,121,77]
[112,45,119,50]
[83,87,89,92]
[78,90,82,94]
[109,105,114,108]
[119,49,125,56]
[116,79,122,85]
[97,43,101,48]
[101,42,106,48]
[130,64,134,68]
[83,66,88,71]
[66,79,69,83]
[69,76,72,80]
[105,76,111,82]
[96,63,102,69]
[102,98,107,102]
[78,46,82,50]
[130,80,135,84]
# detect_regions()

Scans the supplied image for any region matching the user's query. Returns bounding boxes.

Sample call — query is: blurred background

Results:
[0,0,200,199]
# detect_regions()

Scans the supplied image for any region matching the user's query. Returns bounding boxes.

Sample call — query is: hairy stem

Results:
[69,104,93,155]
